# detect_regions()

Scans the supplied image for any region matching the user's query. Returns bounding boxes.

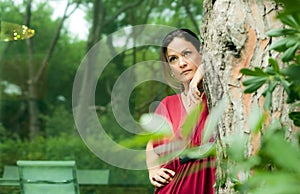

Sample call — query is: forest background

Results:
[0,0,203,193]
[1,0,300,194]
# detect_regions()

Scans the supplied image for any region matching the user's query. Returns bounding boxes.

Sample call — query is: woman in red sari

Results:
[146,29,215,194]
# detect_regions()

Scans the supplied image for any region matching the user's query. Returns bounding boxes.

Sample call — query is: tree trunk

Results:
[201,0,294,192]
[26,0,40,139]
[25,0,77,140]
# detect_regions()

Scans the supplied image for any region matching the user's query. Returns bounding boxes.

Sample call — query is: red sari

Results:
[153,94,215,194]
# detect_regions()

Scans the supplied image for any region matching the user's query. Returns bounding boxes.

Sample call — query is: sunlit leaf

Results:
[224,132,248,162]
[248,105,267,133]
[119,134,161,148]
[264,134,300,173]
[179,142,216,160]
[0,20,35,41]
[244,171,300,194]
[139,113,173,135]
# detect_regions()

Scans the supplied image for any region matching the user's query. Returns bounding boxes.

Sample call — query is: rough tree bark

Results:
[201,0,294,193]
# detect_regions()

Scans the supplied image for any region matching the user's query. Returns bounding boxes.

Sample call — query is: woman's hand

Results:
[187,64,204,106]
[149,167,175,187]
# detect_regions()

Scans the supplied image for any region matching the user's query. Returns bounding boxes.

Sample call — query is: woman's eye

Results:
[169,56,177,63]
[184,51,192,56]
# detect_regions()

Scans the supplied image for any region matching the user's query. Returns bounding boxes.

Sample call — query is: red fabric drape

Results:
[153,94,215,194]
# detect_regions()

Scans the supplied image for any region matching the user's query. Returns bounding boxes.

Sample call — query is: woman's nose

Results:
[178,56,187,68]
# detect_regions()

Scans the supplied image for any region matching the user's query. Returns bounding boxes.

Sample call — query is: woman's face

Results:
[166,37,201,84]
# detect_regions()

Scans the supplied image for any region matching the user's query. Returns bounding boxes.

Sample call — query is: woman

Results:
[146,29,215,194]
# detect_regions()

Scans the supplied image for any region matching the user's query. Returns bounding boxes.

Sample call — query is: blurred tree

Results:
[25,0,80,139]
[0,0,81,139]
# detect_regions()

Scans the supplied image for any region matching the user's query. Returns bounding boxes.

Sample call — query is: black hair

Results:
[160,28,201,89]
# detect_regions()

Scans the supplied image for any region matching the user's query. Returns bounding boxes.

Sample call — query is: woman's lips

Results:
[181,69,192,75]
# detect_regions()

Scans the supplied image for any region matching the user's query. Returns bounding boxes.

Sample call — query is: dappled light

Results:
[0,21,35,41]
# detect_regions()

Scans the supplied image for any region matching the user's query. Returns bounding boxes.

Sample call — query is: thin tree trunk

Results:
[26,0,78,140]
[201,0,293,192]
[25,0,40,139]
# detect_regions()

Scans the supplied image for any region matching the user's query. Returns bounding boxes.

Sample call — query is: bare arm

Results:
[146,140,175,187]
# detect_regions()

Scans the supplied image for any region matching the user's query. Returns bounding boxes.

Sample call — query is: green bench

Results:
[0,165,19,186]
[0,161,110,193]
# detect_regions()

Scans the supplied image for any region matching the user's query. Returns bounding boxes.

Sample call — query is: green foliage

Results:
[241,12,300,125]
[233,1,300,193]
[42,104,76,137]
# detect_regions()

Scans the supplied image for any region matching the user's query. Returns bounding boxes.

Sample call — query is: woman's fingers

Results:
[161,168,175,177]
[150,168,175,187]
[159,168,175,182]
[150,176,164,187]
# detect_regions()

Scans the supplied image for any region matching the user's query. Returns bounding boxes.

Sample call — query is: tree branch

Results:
[103,0,143,26]
[34,0,80,83]
[182,0,200,35]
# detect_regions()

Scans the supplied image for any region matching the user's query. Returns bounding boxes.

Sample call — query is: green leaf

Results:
[280,14,300,28]
[240,68,257,76]
[224,132,248,162]
[179,142,216,160]
[280,78,291,94]
[119,134,162,148]
[244,83,265,93]
[264,134,300,173]
[243,77,268,93]
[240,68,268,76]
[296,54,300,64]
[268,38,288,52]
[266,28,299,37]
[242,76,268,86]
[289,111,300,127]
[248,105,266,133]
[245,172,300,194]
[268,80,278,93]
[139,113,173,135]
[264,66,276,75]
[268,58,280,73]
[281,43,300,62]
[263,91,272,110]
[286,37,300,47]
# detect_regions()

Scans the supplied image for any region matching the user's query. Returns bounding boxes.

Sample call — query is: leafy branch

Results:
[241,12,300,126]
[233,1,300,193]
